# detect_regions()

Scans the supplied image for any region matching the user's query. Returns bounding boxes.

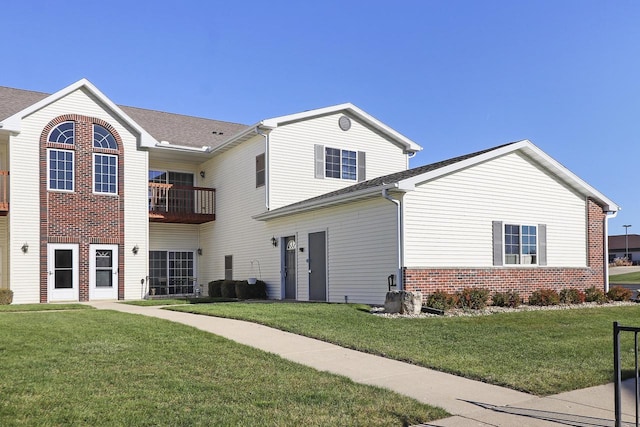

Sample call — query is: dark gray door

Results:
[308,231,327,301]
[284,236,296,299]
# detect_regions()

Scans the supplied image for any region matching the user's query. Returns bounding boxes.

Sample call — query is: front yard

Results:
[0,309,446,426]
[169,302,640,396]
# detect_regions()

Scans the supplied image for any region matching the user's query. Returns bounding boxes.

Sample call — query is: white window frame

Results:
[504,224,538,266]
[256,153,265,188]
[48,121,75,145]
[47,148,75,192]
[325,147,357,181]
[93,153,118,195]
[149,250,196,295]
[92,124,117,149]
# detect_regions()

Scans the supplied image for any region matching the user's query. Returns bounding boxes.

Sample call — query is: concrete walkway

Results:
[88,301,637,426]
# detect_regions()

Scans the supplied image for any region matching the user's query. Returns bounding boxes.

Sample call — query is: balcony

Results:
[148,182,215,224]
[0,171,8,215]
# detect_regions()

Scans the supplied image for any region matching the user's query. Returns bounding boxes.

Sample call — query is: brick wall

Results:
[403,199,607,302]
[39,115,125,302]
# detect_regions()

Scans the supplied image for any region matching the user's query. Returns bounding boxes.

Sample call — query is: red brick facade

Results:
[403,199,607,302]
[39,115,125,302]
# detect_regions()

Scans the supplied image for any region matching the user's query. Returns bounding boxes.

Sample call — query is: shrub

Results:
[235,281,250,299]
[456,287,490,310]
[491,290,521,308]
[584,286,607,304]
[424,290,457,311]
[0,289,12,305]
[528,288,560,306]
[251,280,268,299]
[220,280,237,298]
[607,286,633,302]
[235,280,268,300]
[611,257,632,267]
[208,280,224,298]
[559,288,585,305]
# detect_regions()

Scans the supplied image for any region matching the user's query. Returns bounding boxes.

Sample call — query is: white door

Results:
[90,244,118,300]
[48,244,79,302]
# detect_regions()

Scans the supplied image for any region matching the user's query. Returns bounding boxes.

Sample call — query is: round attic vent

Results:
[338,115,351,131]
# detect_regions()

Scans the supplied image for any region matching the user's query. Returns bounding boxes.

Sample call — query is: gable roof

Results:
[254,140,620,220]
[0,83,419,157]
[261,103,422,153]
[200,102,425,157]
[121,105,248,150]
[0,80,249,151]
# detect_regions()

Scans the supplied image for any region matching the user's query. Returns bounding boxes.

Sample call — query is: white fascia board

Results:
[253,183,404,221]
[261,103,422,153]
[399,139,620,213]
[1,78,157,147]
[399,140,532,189]
[516,140,620,213]
[155,141,212,153]
[206,124,275,156]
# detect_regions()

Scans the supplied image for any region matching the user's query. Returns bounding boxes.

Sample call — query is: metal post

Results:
[615,321,622,427]
[633,331,640,427]
[624,225,632,260]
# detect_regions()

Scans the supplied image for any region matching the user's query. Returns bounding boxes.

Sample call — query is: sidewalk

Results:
[88,301,637,426]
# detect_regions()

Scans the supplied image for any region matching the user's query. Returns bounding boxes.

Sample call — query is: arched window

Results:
[48,122,75,144]
[93,124,117,149]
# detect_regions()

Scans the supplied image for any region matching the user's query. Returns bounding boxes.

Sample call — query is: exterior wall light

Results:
[200,171,205,178]
[21,242,28,253]
[132,245,139,255]
[271,236,278,247]
[197,248,203,256]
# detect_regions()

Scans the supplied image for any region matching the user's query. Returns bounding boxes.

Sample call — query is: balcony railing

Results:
[148,182,215,224]
[0,171,8,215]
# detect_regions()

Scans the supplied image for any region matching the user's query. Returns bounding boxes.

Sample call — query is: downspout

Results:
[382,188,404,290]
[604,210,618,292]
[256,127,269,210]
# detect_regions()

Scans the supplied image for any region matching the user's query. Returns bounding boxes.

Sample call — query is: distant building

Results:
[609,234,640,264]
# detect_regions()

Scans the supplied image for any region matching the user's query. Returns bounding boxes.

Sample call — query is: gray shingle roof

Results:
[0,85,250,149]
[0,86,48,122]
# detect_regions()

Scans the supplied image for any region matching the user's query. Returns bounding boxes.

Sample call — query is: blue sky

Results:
[2,1,638,235]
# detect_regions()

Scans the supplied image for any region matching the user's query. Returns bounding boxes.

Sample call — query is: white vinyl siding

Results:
[267,197,398,304]
[149,223,199,251]
[197,135,273,288]
[403,151,588,268]
[269,113,408,209]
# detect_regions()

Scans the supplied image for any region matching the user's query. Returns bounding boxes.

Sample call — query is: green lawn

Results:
[610,271,640,284]
[0,303,93,312]
[0,310,446,426]
[122,297,236,306]
[169,302,640,396]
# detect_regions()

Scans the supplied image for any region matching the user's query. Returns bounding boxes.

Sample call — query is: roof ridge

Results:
[120,104,249,126]
[0,85,50,96]
[0,85,249,126]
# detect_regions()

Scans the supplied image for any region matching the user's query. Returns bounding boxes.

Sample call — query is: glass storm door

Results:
[47,244,79,302]
[283,236,296,299]
[90,245,118,300]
